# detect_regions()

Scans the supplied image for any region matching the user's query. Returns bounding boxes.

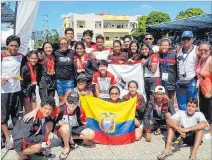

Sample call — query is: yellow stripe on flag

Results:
[80,96,137,123]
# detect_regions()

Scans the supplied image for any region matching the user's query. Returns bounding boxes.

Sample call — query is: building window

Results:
[117,25,121,28]
[95,21,102,29]
[130,22,136,29]
[106,37,110,40]
[77,33,83,41]
[77,21,85,28]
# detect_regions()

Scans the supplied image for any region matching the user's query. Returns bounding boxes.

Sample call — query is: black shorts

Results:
[72,126,86,136]
[39,89,55,101]
[144,77,160,99]
[182,131,196,146]
[23,85,36,102]
[1,91,24,124]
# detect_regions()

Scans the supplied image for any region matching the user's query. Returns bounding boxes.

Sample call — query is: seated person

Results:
[104,86,122,103]
[12,98,55,160]
[92,60,116,99]
[122,80,151,142]
[149,86,175,135]
[157,98,208,160]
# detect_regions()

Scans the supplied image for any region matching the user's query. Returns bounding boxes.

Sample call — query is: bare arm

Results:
[188,121,208,132]
[151,63,158,73]
[95,83,100,98]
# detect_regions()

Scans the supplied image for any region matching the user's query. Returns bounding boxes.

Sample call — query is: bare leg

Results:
[22,143,41,155]
[190,130,204,159]
[45,122,53,136]
[73,128,95,145]
[135,128,142,141]
[31,101,36,110]
[1,123,9,141]
[24,97,32,114]
[168,91,175,104]
[58,124,70,153]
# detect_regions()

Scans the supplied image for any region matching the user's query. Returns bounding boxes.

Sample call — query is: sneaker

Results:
[145,132,151,142]
[5,140,14,150]
[204,133,212,140]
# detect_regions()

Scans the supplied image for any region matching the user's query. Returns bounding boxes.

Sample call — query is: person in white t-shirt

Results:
[157,98,208,160]
[143,33,159,53]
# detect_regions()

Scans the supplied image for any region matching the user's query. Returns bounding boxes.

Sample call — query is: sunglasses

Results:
[67,100,78,105]
[145,38,153,40]
[182,37,191,41]
[110,92,119,95]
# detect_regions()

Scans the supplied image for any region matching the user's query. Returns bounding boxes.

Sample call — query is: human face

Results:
[98,64,107,75]
[28,54,38,66]
[110,88,120,102]
[40,105,53,117]
[113,42,121,53]
[44,43,53,56]
[141,45,149,56]
[144,35,154,45]
[77,79,87,90]
[130,43,137,53]
[84,34,92,43]
[124,38,131,48]
[182,37,193,48]
[160,41,170,53]
[59,39,69,52]
[76,45,85,56]
[128,83,137,95]
[7,41,19,55]
[96,39,104,50]
[198,44,211,60]
[66,100,78,112]
[186,102,197,116]
[154,92,165,102]
[65,31,74,42]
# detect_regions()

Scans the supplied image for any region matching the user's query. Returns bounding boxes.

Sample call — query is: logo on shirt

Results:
[59,57,71,62]
[99,112,116,133]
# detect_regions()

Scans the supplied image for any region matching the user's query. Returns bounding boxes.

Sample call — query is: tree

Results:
[131,15,148,37]
[146,11,171,26]
[176,8,204,20]
[35,39,44,48]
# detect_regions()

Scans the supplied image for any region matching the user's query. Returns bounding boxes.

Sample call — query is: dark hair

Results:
[123,35,132,41]
[113,40,122,47]
[26,50,39,59]
[75,41,85,51]
[65,28,74,35]
[41,97,56,109]
[96,35,104,41]
[6,35,21,46]
[128,41,139,59]
[97,60,108,68]
[187,98,198,107]
[83,30,93,38]
[128,80,138,88]
[139,43,153,58]
[144,33,153,38]
[109,86,120,94]
[42,42,53,53]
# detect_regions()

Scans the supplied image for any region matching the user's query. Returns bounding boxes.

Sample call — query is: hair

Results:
[123,35,132,41]
[109,86,120,94]
[59,36,69,43]
[144,33,153,38]
[97,60,108,68]
[42,42,53,53]
[159,38,172,46]
[41,97,56,109]
[128,41,139,59]
[65,28,74,35]
[83,30,93,38]
[26,50,39,59]
[75,41,85,51]
[6,35,21,46]
[96,35,104,41]
[113,40,122,47]
[198,41,212,55]
[128,80,138,88]
[139,43,153,58]
[187,98,198,107]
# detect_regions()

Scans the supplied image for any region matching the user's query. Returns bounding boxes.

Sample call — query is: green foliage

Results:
[176,8,204,20]
[35,40,44,48]
[146,11,171,26]
[131,16,148,37]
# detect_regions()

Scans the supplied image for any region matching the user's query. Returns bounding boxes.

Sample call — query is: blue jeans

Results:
[56,79,75,96]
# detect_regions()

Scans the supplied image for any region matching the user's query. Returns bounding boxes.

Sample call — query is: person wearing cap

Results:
[147,86,175,135]
[176,30,198,111]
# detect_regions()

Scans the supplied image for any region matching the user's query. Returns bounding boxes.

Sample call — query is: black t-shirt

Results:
[55,49,76,80]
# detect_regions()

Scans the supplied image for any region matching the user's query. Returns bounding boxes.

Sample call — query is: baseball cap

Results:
[154,86,166,93]
[67,92,79,102]
[181,31,194,38]
[77,74,88,81]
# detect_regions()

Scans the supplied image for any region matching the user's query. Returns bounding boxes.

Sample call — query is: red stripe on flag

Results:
[94,131,135,145]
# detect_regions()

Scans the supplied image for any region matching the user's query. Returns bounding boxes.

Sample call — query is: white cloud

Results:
[140,5,154,10]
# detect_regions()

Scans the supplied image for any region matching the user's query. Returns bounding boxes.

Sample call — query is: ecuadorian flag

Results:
[80,96,137,145]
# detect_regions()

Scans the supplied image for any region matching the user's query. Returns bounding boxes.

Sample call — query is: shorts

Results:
[72,126,86,136]
[56,79,75,96]
[182,131,196,146]
[1,91,24,124]
[144,77,160,99]
[23,85,36,102]
[39,89,55,101]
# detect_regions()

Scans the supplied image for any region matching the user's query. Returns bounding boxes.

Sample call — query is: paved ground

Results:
[1,132,212,160]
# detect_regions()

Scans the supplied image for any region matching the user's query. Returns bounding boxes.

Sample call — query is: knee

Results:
[165,112,171,120]
[59,124,70,135]
[46,122,53,133]
[86,129,95,140]
[35,144,41,153]
[135,128,142,141]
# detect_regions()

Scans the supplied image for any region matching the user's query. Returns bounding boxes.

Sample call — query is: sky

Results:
[9,1,212,34]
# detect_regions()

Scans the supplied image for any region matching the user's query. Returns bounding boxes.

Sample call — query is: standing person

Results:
[140,43,160,101]
[64,28,76,49]
[55,36,76,104]
[123,35,132,53]
[196,42,212,140]
[127,41,140,63]
[108,40,128,64]
[1,35,24,150]
[82,30,96,54]
[143,33,159,53]
[38,42,56,102]
[176,31,198,111]
[21,51,41,114]
[159,38,177,103]
[122,81,151,142]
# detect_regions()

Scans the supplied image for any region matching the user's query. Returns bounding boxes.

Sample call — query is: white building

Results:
[63,13,141,47]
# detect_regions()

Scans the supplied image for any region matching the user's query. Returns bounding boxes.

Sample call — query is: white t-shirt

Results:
[152,45,159,53]
[170,110,207,128]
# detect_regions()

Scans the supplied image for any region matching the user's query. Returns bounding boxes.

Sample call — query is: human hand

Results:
[128,59,134,63]
[46,139,51,148]
[23,109,38,122]
[1,78,8,85]
[90,53,96,59]
[119,60,124,64]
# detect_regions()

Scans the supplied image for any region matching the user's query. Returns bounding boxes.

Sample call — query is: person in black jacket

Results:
[12,98,55,160]
[55,36,76,104]
[122,80,152,142]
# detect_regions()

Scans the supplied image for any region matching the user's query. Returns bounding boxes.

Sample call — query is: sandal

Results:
[69,142,79,149]
[59,149,71,160]
[154,128,162,135]
[157,151,173,160]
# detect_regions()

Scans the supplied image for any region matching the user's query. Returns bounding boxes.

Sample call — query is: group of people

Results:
[1,27,212,160]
